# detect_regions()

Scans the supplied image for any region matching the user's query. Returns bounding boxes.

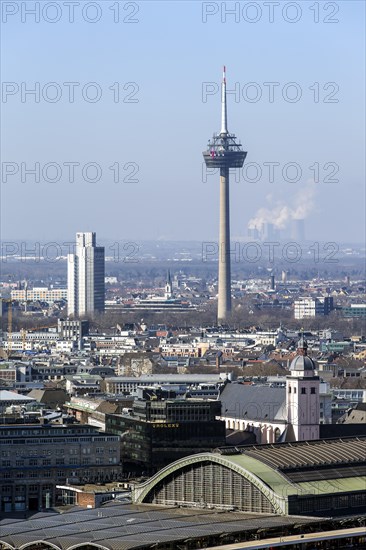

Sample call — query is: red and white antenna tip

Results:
[223,66,226,83]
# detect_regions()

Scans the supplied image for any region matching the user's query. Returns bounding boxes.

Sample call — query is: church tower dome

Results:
[289,335,316,376]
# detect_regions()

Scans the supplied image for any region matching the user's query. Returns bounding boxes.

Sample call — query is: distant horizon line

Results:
[1,237,365,247]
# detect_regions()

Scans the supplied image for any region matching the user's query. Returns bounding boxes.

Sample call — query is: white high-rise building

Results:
[67,232,105,317]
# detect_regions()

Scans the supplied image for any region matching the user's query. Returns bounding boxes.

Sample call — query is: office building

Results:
[106,390,225,473]
[0,424,120,512]
[294,297,334,319]
[67,232,105,317]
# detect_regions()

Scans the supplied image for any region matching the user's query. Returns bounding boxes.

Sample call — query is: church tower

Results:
[286,335,320,441]
[165,271,173,300]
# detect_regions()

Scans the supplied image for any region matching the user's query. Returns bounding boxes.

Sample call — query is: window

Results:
[288,387,291,393]
[301,388,306,394]
[311,387,316,394]
[336,496,349,509]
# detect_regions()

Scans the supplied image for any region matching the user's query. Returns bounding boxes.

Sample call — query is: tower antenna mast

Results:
[221,66,228,135]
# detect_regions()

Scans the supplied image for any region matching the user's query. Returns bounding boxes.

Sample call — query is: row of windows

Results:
[4,449,84,458]
[3,471,59,479]
[1,457,118,468]
[4,450,114,461]
[1,440,118,452]
[288,387,316,394]
[298,493,366,512]
[1,465,119,480]
[0,429,110,438]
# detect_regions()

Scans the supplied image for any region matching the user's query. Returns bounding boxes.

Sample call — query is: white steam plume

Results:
[248,179,316,229]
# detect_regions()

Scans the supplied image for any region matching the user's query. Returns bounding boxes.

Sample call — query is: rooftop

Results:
[215,437,366,486]
[0,390,36,402]
[0,503,322,550]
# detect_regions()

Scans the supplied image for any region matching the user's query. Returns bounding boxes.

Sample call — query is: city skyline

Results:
[1,2,365,243]
[1,1,365,539]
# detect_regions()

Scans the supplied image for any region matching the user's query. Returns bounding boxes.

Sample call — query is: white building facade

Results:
[11,288,67,303]
[294,297,334,319]
[67,232,105,317]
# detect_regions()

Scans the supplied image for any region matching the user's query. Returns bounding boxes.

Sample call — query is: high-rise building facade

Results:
[67,232,105,317]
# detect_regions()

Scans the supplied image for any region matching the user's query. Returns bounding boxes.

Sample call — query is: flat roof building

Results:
[106,396,226,474]
[0,424,120,513]
[294,297,334,319]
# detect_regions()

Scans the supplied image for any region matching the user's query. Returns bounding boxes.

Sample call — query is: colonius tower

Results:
[203,67,247,323]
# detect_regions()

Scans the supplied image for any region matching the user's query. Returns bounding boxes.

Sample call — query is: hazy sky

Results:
[1,0,365,244]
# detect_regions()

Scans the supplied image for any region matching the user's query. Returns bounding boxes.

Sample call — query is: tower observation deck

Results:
[203,67,247,323]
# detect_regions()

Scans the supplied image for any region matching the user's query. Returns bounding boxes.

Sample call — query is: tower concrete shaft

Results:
[218,167,231,321]
[203,67,247,324]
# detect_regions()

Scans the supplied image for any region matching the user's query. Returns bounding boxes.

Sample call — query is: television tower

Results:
[203,67,247,323]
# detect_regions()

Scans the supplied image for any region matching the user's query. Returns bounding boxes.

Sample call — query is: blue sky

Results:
[1,0,365,243]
